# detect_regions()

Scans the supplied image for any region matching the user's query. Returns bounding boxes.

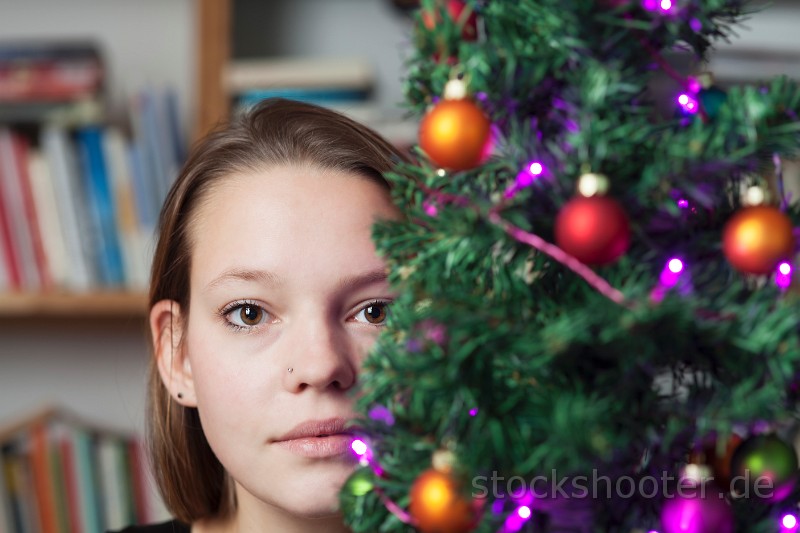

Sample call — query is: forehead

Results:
[189,166,397,287]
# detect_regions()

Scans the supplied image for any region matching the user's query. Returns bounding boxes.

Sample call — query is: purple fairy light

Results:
[469,407,478,416]
[421,319,448,345]
[782,513,798,530]
[368,405,395,426]
[690,18,702,32]
[659,257,685,287]
[776,262,793,290]
[517,161,545,187]
[668,259,683,274]
[517,506,531,519]
[423,200,438,217]
[660,0,673,11]
[678,93,699,114]
[506,160,547,198]
[351,439,368,457]
[405,338,423,352]
[652,257,688,302]
[677,198,689,209]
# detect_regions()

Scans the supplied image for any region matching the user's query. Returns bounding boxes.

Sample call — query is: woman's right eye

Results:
[223,302,271,331]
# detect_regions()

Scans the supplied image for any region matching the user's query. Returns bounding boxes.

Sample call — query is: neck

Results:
[191,482,351,533]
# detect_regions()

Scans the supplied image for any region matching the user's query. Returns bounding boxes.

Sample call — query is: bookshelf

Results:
[0,0,418,323]
[0,405,151,532]
[0,292,147,319]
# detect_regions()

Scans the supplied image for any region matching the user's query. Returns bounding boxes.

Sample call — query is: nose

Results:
[283,318,357,393]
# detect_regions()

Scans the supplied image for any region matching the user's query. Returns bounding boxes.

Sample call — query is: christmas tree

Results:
[340,1,800,532]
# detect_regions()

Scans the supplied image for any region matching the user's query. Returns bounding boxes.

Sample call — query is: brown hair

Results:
[146,98,405,523]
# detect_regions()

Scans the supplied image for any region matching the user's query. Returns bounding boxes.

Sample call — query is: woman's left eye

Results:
[353,301,390,326]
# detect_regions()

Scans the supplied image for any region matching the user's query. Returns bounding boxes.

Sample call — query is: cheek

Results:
[353,330,383,365]
[185,322,269,425]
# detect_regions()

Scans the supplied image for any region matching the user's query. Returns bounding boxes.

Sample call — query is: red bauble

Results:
[555,195,630,265]
[422,1,478,41]
[722,206,795,275]
[688,434,743,490]
[419,98,492,171]
[409,469,476,533]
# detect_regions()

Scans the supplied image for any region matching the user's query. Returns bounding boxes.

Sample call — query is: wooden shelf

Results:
[0,291,148,319]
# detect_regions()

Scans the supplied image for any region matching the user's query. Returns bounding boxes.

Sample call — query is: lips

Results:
[272,417,360,458]
[273,417,353,442]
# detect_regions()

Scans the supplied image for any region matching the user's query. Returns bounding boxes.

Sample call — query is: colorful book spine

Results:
[0,128,39,290]
[41,126,95,291]
[0,86,185,293]
[75,127,126,287]
[11,134,53,290]
[26,149,71,290]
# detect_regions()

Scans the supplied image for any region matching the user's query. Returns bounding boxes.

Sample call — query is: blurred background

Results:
[0,0,797,530]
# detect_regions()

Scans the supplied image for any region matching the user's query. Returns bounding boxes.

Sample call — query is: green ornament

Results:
[730,434,798,501]
[698,86,727,119]
[339,467,376,519]
[344,467,375,496]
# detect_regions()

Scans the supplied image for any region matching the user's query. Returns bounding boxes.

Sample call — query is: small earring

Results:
[287,367,293,373]
[177,392,184,399]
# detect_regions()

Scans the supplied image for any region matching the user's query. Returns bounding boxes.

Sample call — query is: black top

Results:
[108,519,191,533]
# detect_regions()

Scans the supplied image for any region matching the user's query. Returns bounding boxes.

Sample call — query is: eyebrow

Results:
[202,267,389,294]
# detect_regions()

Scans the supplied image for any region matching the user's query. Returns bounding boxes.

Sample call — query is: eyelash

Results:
[217,299,392,333]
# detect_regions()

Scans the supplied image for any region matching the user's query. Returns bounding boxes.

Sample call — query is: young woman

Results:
[113,99,406,532]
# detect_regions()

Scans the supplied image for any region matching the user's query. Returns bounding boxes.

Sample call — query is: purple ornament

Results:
[368,405,395,426]
[660,485,733,533]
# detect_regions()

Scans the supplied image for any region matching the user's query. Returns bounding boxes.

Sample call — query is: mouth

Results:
[272,417,361,458]
[274,433,356,458]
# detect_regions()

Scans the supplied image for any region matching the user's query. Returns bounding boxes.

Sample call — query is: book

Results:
[0,407,148,533]
[0,162,16,290]
[26,149,71,290]
[3,436,43,533]
[41,126,95,291]
[0,128,40,290]
[75,127,126,287]
[52,421,83,533]
[97,437,126,531]
[127,439,149,524]
[73,428,103,533]
[0,41,102,103]
[30,422,59,533]
[103,127,149,291]
[11,134,53,290]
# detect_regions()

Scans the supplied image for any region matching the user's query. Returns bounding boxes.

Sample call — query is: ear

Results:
[150,299,197,407]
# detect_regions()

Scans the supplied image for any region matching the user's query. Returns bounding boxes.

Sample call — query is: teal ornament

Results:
[698,86,727,119]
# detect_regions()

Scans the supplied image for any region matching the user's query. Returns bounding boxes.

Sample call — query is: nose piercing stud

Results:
[288,367,293,373]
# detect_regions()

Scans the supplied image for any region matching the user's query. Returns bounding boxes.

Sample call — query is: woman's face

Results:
[184,166,398,519]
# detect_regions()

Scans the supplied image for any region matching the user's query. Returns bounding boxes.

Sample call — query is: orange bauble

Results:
[419,98,492,171]
[409,469,476,533]
[554,195,631,265]
[722,206,795,275]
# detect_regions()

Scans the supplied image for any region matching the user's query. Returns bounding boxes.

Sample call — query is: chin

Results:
[281,464,354,516]
[277,490,342,519]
